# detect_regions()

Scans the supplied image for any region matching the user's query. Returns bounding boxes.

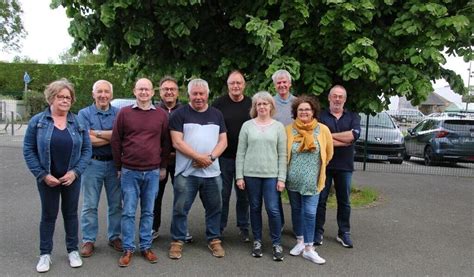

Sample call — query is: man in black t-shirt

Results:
[212,70,252,242]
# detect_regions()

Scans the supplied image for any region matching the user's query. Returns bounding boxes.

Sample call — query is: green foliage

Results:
[0,0,26,52]
[0,63,134,113]
[23,91,47,118]
[54,0,474,113]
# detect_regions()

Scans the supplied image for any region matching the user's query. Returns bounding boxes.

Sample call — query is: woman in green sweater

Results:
[236,91,287,261]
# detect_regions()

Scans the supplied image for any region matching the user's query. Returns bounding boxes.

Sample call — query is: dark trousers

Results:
[37,178,81,255]
[152,165,175,231]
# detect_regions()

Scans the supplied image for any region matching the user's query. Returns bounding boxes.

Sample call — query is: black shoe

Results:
[185,232,193,243]
[239,229,250,243]
[314,233,323,246]
[272,244,284,261]
[252,241,263,257]
[336,233,353,248]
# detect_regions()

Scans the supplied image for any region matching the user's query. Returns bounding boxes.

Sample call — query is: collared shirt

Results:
[78,104,119,156]
[132,102,156,110]
[319,109,361,172]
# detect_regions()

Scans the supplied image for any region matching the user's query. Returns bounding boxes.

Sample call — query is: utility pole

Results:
[466,62,472,111]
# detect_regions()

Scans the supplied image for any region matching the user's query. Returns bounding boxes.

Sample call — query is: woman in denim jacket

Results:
[23,79,92,273]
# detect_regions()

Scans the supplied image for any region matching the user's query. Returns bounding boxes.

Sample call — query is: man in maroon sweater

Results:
[111,78,171,267]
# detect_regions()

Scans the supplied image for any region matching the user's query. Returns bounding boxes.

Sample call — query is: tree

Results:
[53,0,473,112]
[59,45,108,64]
[0,0,26,52]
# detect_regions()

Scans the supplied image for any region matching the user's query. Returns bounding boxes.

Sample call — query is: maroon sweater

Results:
[111,105,171,171]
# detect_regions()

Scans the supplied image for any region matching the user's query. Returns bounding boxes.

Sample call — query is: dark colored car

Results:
[404,117,474,165]
[355,112,405,164]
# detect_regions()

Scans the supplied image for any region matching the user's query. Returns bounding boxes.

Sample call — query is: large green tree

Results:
[0,0,26,52]
[53,0,473,111]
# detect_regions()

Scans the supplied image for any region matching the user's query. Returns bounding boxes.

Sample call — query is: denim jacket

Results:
[23,107,92,183]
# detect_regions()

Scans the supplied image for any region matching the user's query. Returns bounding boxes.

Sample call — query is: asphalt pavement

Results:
[0,131,472,276]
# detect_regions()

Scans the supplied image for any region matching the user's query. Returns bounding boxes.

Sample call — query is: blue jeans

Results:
[288,190,319,244]
[219,157,250,232]
[120,167,159,252]
[316,170,352,237]
[37,178,81,255]
[170,174,222,242]
[81,159,122,243]
[245,177,282,245]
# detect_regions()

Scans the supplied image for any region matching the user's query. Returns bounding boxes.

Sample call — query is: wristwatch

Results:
[209,154,216,162]
[96,130,102,138]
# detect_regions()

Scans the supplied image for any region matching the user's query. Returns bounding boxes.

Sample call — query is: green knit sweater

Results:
[236,119,287,181]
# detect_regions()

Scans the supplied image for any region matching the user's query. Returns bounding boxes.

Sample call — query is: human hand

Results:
[236,179,245,190]
[276,180,285,192]
[192,154,212,168]
[44,174,61,187]
[159,168,167,181]
[59,171,77,186]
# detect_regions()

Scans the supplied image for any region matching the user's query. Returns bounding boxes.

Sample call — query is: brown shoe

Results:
[141,249,158,263]
[208,239,225,258]
[108,238,123,252]
[80,242,94,257]
[118,251,133,267]
[168,241,184,259]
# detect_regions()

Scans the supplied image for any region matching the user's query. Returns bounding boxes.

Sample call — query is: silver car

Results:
[355,111,405,164]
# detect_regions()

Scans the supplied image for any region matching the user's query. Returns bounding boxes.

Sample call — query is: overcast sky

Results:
[1,0,471,105]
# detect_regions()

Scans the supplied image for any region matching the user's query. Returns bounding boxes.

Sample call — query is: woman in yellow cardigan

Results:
[285,95,333,264]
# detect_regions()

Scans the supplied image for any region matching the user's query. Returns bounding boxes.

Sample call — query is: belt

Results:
[91,155,113,161]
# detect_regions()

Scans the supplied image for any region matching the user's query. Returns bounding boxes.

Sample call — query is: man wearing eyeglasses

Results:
[151,76,192,242]
[78,80,123,258]
[212,70,252,242]
[111,78,171,267]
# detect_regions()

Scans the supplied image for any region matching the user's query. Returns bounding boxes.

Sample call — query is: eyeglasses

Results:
[56,95,72,102]
[297,108,312,112]
[160,87,178,92]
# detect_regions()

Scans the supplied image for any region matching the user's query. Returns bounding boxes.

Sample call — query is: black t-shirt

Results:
[212,94,252,159]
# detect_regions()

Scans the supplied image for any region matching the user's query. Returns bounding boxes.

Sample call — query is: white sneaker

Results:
[289,242,305,256]
[303,249,326,264]
[68,251,83,268]
[36,254,52,273]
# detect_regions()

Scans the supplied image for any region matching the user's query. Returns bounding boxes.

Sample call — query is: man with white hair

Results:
[272,69,297,126]
[78,80,123,258]
[168,78,228,260]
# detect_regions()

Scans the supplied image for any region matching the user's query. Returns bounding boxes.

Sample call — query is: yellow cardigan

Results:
[286,122,334,193]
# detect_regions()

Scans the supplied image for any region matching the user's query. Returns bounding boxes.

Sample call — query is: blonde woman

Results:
[23,79,92,272]
[236,91,287,261]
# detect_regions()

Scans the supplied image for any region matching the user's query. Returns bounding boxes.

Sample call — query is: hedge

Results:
[0,63,135,113]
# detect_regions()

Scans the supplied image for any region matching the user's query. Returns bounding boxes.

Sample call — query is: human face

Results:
[133,79,154,104]
[52,88,72,113]
[328,87,347,113]
[227,72,246,101]
[274,76,291,100]
[93,82,113,110]
[189,85,209,111]
[296,102,314,123]
[159,80,179,105]
[255,99,271,118]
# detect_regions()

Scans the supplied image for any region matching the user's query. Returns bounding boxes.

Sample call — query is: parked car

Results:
[355,112,405,164]
[387,109,425,123]
[110,98,135,109]
[404,117,474,165]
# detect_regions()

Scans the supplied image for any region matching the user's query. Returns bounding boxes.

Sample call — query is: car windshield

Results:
[360,113,394,128]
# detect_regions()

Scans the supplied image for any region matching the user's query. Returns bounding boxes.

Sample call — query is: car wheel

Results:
[403,154,411,161]
[390,159,403,164]
[424,146,435,166]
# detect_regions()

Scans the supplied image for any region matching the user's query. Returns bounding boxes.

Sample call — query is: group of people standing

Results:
[23,69,360,273]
